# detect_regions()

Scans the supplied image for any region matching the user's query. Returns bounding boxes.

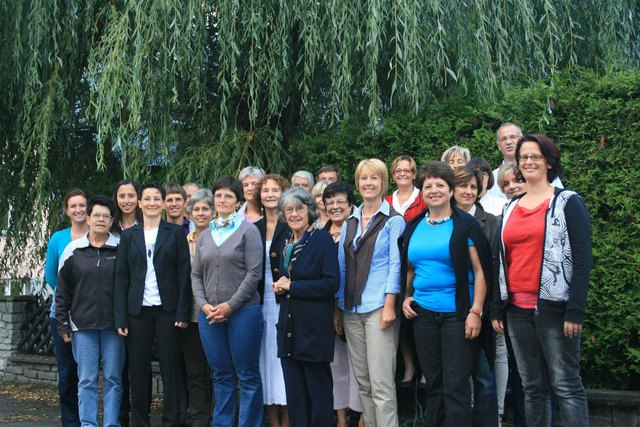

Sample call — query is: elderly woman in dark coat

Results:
[273,187,340,427]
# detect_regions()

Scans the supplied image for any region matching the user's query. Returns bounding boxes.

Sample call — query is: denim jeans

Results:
[494,333,508,417]
[472,345,498,427]
[50,317,80,427]
[504,322,527,427]
[72,328,125,427]
[507,306,588,427]
[198,304,264,427]
[412,306,477,427]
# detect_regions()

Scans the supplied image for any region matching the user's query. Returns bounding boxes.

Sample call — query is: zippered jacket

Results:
[55,233,120,336]
[491,188,592,324]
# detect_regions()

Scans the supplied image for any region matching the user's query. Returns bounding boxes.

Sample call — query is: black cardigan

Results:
[399,205,494,360]
[254,218,291,304]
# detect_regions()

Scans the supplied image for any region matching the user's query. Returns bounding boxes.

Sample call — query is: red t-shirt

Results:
[503,199,550,309]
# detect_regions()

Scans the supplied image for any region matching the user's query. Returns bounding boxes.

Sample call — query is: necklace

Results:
[425,211,451,225]
[362,210,377,221]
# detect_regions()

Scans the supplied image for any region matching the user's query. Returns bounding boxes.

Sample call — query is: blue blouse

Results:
[337,200,406,313]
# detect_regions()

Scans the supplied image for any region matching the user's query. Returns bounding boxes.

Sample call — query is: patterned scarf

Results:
[210,213,238,230]
[283,227,316,277]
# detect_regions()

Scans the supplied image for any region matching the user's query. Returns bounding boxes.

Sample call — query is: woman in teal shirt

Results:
[44,188,88,427]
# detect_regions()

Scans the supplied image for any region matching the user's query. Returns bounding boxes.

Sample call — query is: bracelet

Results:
[469,307,483,318]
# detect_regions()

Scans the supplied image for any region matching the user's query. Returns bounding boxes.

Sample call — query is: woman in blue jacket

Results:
[273,188,340,427]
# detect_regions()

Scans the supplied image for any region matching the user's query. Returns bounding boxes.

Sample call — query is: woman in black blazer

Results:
[253,174,291,427]
[115,182,191,427]
[273,188,340,427]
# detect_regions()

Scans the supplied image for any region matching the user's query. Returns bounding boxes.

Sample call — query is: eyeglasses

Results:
[394,168,413,175]
[325,200,349,208]
[519,154,545,163]
[214,193,236,201]
[90,213,112,220]
[284,206,308,215]
[499,135,520,143]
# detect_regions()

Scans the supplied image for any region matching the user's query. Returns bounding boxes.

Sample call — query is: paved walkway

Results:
[0,381,163,426]
[0,381,60,426]
[0,379,521,426]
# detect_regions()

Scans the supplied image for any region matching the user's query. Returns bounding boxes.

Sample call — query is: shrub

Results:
[288,68,640,390]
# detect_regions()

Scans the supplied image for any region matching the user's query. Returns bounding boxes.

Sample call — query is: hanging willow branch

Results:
[1,0,639,276]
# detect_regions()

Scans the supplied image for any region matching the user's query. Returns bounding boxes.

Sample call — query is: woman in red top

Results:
[385,155,427,387]
[385,155,427,222]
[491,134,592,427]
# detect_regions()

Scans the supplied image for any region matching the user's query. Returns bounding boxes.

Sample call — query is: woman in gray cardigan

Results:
[191,176,264,427]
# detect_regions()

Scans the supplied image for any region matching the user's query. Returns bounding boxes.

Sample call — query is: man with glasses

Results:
[487,123,562,199]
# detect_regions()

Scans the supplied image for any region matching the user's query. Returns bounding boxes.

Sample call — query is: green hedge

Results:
[288,68,640,390]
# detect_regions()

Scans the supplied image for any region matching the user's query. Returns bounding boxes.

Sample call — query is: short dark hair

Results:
[453,166,483,203]
[417,161,455,191]
[140,183,166,200]
[322,181,355,206]
[317,165,341,181]
[63,188,87,209]
[515,134,563,183]
[165,183,187,200]
[212,176,244,203]
[467,157,495,190]
[87,195,117,218]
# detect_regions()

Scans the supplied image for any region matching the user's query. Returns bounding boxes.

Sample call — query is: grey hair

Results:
[238,166,265,181]
[496,122,523,142]
[187,189,214,214]
[278,187,319,224]
[441,145,471,163]
[291,170,315,188]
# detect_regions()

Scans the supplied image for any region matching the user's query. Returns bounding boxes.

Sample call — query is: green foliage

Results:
[1,1,639,389]
[2,1,640,275]
[165,127,288,188]
[289,68,640,390]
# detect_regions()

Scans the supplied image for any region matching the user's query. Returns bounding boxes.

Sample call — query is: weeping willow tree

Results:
[1,0,638,277]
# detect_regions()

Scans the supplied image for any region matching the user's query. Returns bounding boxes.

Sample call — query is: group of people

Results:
[45,122,592,427]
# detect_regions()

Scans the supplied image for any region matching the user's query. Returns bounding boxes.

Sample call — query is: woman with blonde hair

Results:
[497,163,527,200]
[337,158,406,426]
[311,179,330,228]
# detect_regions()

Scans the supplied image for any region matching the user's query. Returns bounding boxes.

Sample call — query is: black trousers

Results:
[128,306,183,427]
[179,322,212,427]
[281,358,333,427]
